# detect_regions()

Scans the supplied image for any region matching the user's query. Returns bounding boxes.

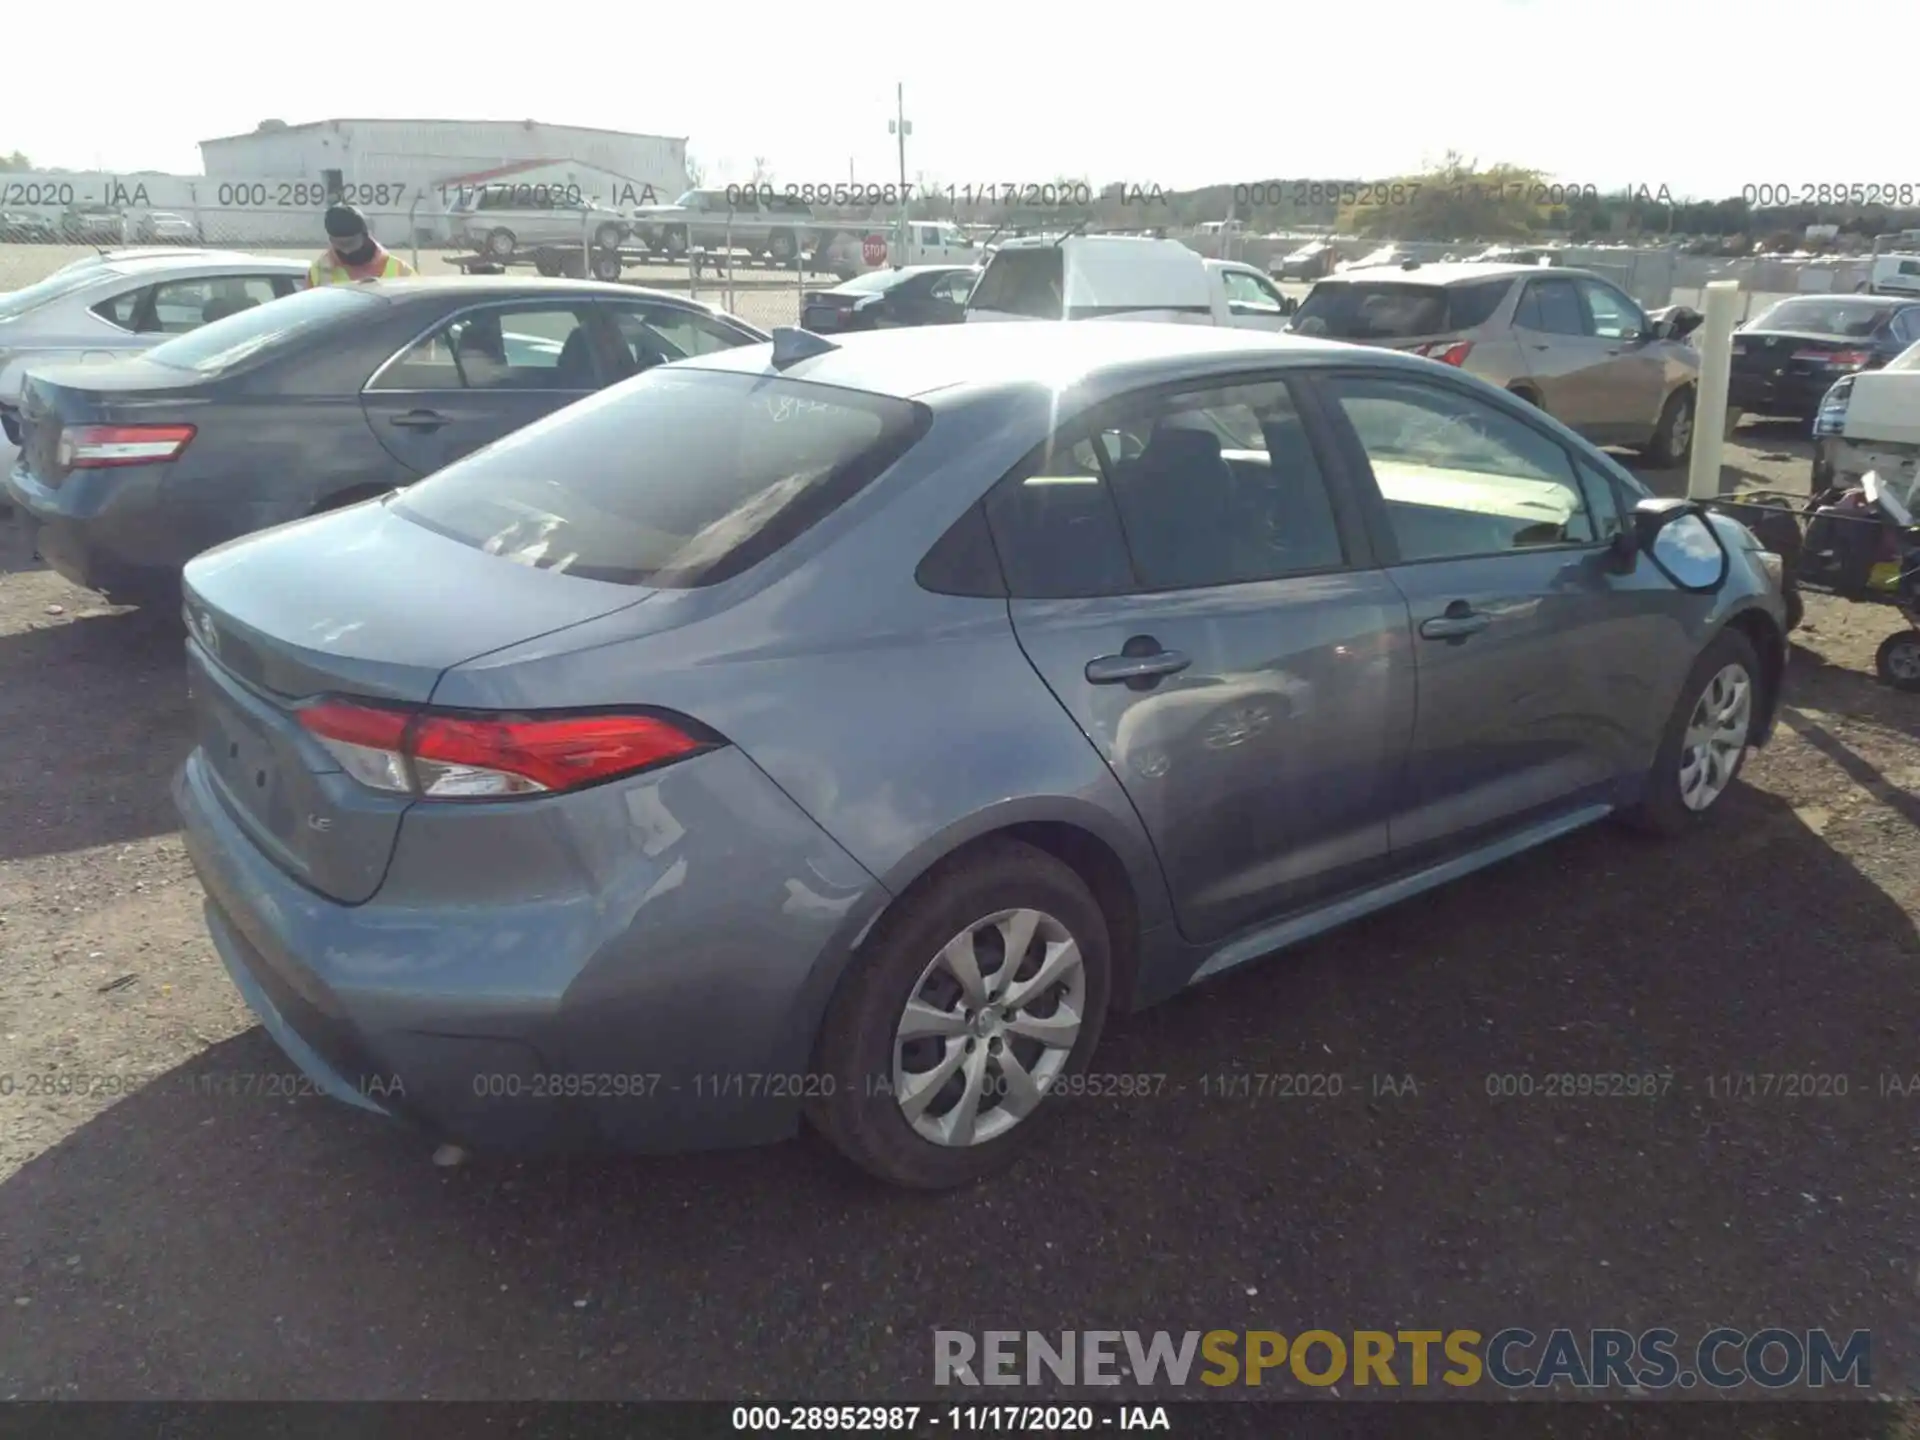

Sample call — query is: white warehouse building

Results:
[199,118,689,200]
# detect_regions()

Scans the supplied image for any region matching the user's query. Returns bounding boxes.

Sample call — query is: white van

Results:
[963,235,1294,328]
[1863,254,1920,298]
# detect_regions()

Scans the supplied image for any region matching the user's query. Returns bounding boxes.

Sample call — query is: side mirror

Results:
[1633,497,1730,592]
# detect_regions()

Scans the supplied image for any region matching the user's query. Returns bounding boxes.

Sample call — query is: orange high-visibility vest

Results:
[308,248,413,287]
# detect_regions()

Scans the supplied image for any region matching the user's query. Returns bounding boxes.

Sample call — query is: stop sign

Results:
[862,233,888,266]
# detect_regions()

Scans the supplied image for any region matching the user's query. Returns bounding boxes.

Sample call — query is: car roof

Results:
[1759,291,1908,309]
[679,320,1412,400]
[1316,261,1574,287]
[358,276,723,309]
[79,252,312,281]
[837,264,973,286]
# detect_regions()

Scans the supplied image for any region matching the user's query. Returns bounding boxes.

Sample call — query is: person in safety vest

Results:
[309,203,414,286]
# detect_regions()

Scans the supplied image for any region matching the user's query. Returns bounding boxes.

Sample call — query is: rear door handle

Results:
[388,410,447,431]
[1085,650,1192,685]
[1419,609,1491,640]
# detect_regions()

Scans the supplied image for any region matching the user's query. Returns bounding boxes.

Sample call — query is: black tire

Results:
[1810,442,1836,494]
[768,229,797,263]
[593,222,624,251]
[484,227,516,260]
[532,249,563,277]
[589,251,623,282]
[1509,386,1546,411]
[662,225,689,258]
[1783,586,1805,633]
[1639,386,1696,468]
[1746,506,1803,581]
[1619,627,1763,836]
[1875,630,1920,691]
[805,839,1113,1190]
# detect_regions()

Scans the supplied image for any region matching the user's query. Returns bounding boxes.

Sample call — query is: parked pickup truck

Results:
[964,235,1298,327]
[630,188,846,265]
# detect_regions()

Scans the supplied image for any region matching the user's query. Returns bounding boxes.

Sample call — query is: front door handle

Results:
[388,409,447,431]
[1085,649,1192,685]
[1419,606,1492,641]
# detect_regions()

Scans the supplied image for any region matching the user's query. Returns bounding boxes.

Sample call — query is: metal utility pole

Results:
[888,83,911,262]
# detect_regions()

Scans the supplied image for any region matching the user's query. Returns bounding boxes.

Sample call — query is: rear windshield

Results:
[1289,279,1507,340]
[143,285,379,373]
[391,368,931,588]
[968,248,1064,318]
[1747,297,1892,337]
[0,267,108,321]
[836,269,906,295]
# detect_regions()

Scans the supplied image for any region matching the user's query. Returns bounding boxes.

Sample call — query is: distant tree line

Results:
[889,153,1920,250]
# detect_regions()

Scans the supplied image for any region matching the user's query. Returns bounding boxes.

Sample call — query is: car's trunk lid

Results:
[182,500,654,902]
[16,362,214,489]
[1732,329,1876,382]
[800,291,869,331]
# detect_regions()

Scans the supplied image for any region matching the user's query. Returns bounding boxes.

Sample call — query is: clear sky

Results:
[7,0,1912,202]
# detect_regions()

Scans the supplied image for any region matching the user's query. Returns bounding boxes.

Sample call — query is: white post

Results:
[1687,279,1742,501]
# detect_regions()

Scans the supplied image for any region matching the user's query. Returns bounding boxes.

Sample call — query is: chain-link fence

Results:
[0,199,861,330]
[4,194,1899,335]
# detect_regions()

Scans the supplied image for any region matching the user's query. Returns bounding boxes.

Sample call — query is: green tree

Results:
[1341,153,1544,241]
[0,150,31,172]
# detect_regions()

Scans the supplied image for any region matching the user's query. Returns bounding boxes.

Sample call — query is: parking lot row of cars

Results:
[17,235,1919,637]
[0,235,1827,1191]
[1,206,199,245]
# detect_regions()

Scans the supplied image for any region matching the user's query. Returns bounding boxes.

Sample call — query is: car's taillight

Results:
[56,423,196,469]
[1795,348,1871,368]
[1411,340,1473,366]
[297,700,718,800]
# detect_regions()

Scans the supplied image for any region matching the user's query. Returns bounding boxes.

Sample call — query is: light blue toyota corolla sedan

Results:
[172,321,1788,1189]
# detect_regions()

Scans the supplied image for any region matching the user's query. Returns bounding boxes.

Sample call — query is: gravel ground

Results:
[2,423,1919,1410]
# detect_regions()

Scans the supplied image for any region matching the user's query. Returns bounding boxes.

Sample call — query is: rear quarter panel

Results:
[163,394,407,555]
[143,303,443,557]
[426,385,1177,1005]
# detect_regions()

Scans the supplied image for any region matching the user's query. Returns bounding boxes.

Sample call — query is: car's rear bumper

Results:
[4,459,185,601]
[1729,372,1834,418]
[172,741,888,1156]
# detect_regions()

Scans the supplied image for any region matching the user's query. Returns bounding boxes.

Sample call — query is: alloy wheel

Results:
[1884,636,1920,684]
[1678,663,1751,811]
[892,908,1085,1147]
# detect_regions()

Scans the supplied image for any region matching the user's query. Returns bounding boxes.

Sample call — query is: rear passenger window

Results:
[1514,279,1587,336]
[984,431,1137,599]
[91,286,148,331]
[371,306,597,391]
[145,275,282,334]
[984,379,1347,597]
[1327,374,1596,560]
[1095,380,1345,588]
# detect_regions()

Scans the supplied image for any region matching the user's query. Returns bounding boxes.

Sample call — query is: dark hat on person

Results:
[324,203,367,238]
